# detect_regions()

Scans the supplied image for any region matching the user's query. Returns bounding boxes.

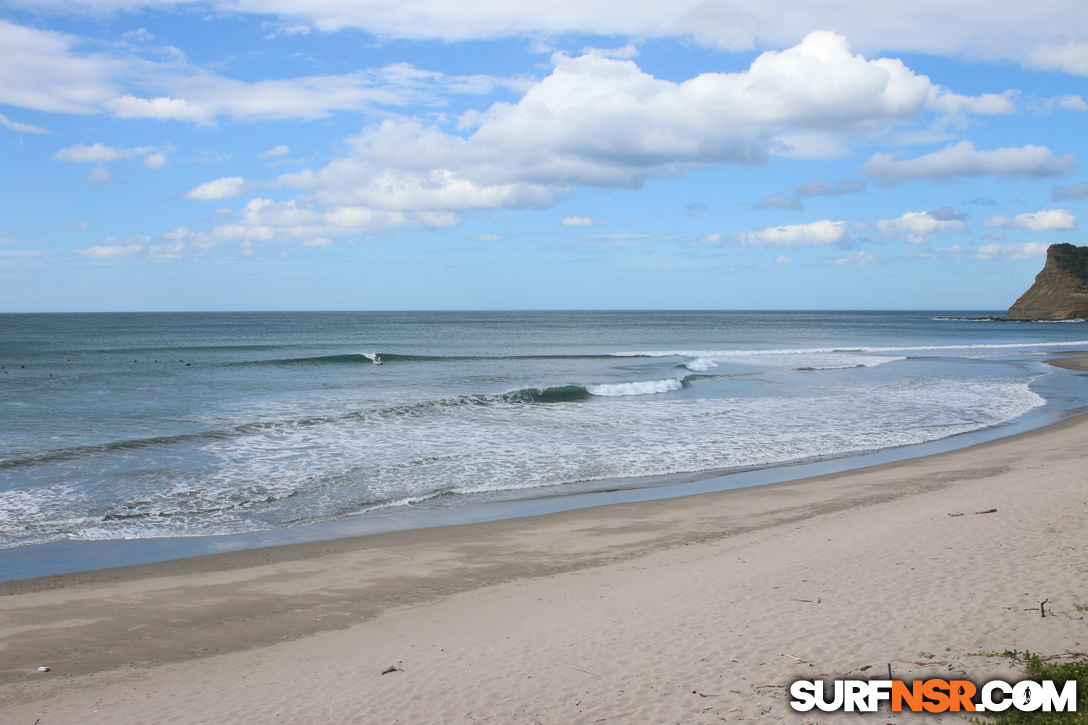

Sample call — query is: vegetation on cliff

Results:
[1048,243,1088,292]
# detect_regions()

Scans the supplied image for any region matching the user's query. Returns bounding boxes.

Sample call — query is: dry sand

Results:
[2,372,1087,723]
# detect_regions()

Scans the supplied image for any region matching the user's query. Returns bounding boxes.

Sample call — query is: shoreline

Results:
[3,375,1088,720]
[3,351,1086,583]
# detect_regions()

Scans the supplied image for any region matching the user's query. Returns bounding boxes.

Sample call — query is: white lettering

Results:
[982,681,1013,712]
[789,681,817,712]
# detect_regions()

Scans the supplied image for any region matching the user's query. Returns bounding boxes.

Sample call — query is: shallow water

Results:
[2,310,1087,559]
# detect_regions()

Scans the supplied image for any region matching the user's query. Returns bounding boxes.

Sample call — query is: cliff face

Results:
[1007,243,1088,320]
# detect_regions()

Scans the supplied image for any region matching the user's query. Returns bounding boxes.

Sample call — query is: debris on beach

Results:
[380,665,400,675]
[38,666,50,672]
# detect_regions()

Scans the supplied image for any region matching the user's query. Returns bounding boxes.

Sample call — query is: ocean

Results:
[2,311,1087,577]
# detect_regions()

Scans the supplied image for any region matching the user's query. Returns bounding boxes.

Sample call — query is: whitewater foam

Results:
[585,379,684,397]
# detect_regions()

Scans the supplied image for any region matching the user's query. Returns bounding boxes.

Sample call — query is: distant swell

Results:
[242,352,618,367]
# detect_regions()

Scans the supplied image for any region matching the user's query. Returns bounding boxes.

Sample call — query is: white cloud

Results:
[0,20,122,114]
[41,24,1061,253]
[861,141,1077,181]
[143,152,168,169]
[0,112,50,134]
[1052,182,1088,201]
[874,210,966,243]
[191,31,1003,250]
[83,167,113,185]
[561,216,605,227]
[911,241,1050,262]
[471,234,503,242]
[163,197,461,248]
[75,236,149,258]
[983,209,1077,232]
[55,142,138,163]
[250,33,1014,245]
[259,145,291,159]
[185,176,247,200]
[775,255,792,265]
[1042,95,1088,113]
[54,142,167,167]
[969,242,1049,260]
[18,1,1088,77]
[735,220,846,247]
[1028,40,1088,76]
[105,95,209,123]
[0,20,525,123]
[162,66,525,122]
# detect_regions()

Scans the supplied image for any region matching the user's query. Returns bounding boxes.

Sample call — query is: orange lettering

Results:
[922,679,950,713]
[948,680,977,712]
[892,680,923,712]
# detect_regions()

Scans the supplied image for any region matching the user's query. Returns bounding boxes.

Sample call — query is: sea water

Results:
[2,311,1087,564]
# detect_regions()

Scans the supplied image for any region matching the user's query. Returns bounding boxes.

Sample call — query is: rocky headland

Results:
[1006,243,1088,321]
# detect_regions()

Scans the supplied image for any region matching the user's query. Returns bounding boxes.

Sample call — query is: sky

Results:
[2,1,1087,312]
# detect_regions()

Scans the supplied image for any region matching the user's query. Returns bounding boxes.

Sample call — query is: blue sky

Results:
[2,1,1087,311]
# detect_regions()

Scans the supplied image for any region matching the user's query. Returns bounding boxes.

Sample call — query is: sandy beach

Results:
[2,372,1087,723]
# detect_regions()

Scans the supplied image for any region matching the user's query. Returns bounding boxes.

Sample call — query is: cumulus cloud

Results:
[83,167,113,185]
[873,210,966,243]
[174,31,1028,251]
[185,176,247,200]
[75,235,149,258]
[969,242,1050,260]
[734,220,847,247]
[55,142,138,163]
[982,209,1077,232]
[861,141,1077,181]
[233,33,1017,246]
[104,95,209,123]
[913,242,1050,262]
[1052,182,1088,201]
[561,216,605,227]
[163,197,461,249]
[259,145,291,159]
[143,152,168,169]
[54,142,168,167]
[1034,95,1088,113]
[49,27,1051,252]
